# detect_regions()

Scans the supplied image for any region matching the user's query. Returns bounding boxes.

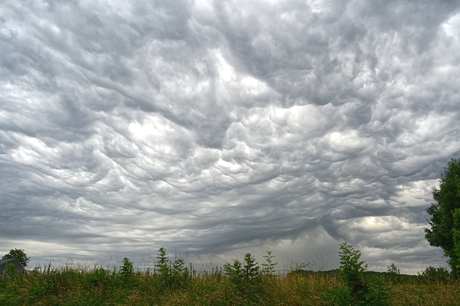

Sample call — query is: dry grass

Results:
[1,262,460,305]
[390,281,460,306]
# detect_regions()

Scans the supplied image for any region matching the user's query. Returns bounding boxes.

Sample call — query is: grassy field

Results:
[1,266,460,305]
[1,246,459,305]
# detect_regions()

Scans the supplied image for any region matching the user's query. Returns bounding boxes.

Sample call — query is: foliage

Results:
[224,259,244,286]
[261,250,277,275]
[453,208,460,274]
[119,257,134,279]
[338,242,368,302]
[154,247,189,289]
[365,274,392,305]
[87,267,110,288]
[386,263,402,284]
[336,242,391,305]
[417,266,452,284]
[425,158,460,278]
[0,250,459,305]
[155,247,170,281]
[321,286,354,306]
[171,258,188,286]
[118,257,137,288]
[242,253,260,281]
[2,248,30,267]
[6,264,18,276]
[387,263,400,275]
[224,253,261,294]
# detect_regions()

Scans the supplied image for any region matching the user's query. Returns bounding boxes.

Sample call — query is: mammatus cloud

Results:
[1,0,460,274]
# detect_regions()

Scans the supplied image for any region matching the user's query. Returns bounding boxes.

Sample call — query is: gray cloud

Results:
[1,0,460,274]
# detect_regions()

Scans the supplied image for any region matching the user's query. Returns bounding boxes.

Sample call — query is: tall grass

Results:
[1,247,459,305]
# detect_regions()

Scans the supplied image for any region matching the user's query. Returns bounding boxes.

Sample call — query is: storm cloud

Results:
[1,0,460,274]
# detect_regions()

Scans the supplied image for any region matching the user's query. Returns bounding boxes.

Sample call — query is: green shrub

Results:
[224,253,261,294]
[119,257,136,288]
[6,263,18,277]
[155,247,170,281]
[242,253,260,282]
[0,277,7,290]
[154,247,189,289]
[321,286,355,306]
[387,263,400,274]
[336,242,391,305]
[338,242,368,302]
[261,250,277,275]
[452,208,460,277]
[365,274,392,305]
[171,258,189,287]
[120,257,134,279]
[87,267,110,288]
[40,273,59,296]
[224,259,244,287]
[417,266,452,284]
[386,263,402,283]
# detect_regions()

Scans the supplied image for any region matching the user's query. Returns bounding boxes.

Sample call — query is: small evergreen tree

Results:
[224,253,261,293]
[154,247,188,288]
[336,242,391,305]
[155,247,171,283]
[119,257,134,279]
[338,242,368,302]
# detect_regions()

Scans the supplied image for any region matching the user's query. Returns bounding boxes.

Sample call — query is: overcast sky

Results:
[1,0,460,274]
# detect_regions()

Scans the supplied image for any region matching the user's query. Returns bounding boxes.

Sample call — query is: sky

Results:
[1,0,460,275]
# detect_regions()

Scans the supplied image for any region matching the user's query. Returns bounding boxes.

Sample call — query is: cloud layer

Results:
[1,0,460,273]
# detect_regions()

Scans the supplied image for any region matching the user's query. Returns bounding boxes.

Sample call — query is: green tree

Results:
[224,253,261,293]
[452,208,460,273]
[322,242,391,305]
[425,158,460,278]
[2,248,30,267]
[338,242,368,302]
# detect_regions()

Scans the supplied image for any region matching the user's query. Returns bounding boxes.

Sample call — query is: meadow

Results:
[1,244,459,306]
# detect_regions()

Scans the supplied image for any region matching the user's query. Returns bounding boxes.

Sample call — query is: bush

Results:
[120,258,134,279]
[171,258,188,287]
[387,263,400,274]
[261,250,277,275]
[321,286,355,306]
[365,274,392,305]
[335,242,391,305]
[119,257,136,288]
[5,264,18,277]
[224,259,244,287]
[154,247,189,289]
[338,242,368,302]
[224,253,261,294]
[87,268,110,288]
[417,266,452,284]
[386,263,402,283]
